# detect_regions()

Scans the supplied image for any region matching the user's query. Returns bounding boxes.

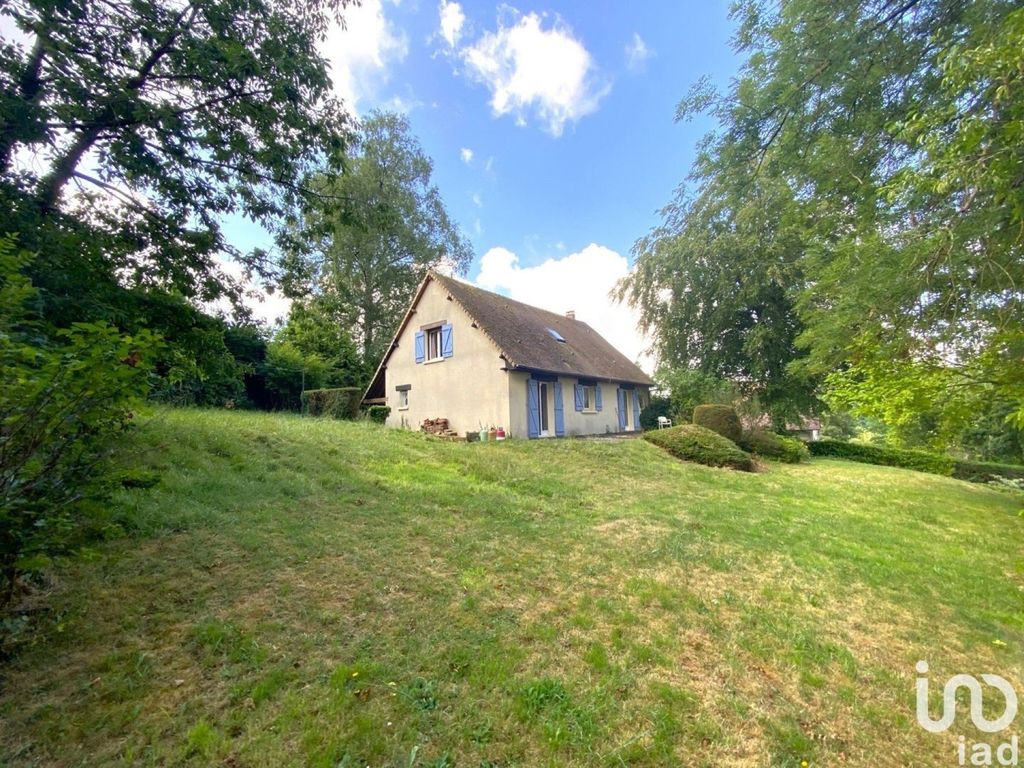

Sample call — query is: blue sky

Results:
[229,0,741,366]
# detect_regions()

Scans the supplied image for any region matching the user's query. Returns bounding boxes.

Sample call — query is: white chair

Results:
[657,416,672,429]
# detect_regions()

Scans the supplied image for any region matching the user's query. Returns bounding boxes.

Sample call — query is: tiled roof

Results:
[431,273,653,385]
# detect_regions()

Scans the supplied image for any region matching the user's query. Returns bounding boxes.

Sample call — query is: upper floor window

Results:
[414,324,453,363]
[426,326,443,360]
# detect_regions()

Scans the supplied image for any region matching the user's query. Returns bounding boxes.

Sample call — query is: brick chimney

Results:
[565,310,575,320]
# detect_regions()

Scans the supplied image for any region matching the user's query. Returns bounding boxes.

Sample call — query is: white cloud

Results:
[484,156,495,173]
[624,33,653,73]
[471,192,482,207]
[460,147,474,164]
[438,0,466,48]
[322,0,408,111]
[209,258,292,327]
[461,11,609,136]
[475,244,652,371]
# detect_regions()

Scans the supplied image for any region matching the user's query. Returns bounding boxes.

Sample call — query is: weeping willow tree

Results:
[621,0,1023,450]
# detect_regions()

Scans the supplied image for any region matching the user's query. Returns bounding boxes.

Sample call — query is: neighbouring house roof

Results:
[744,413,822,432]
[363,271,653,401]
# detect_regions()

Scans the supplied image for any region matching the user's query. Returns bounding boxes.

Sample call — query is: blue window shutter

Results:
[414,331,425,363]
[554,382,565,436]
[595,384,603,411]
[632,390,641,431]
[441,324,453,358]
[617,388,626,430]
[527,379,540,438]
[574,384,584,411]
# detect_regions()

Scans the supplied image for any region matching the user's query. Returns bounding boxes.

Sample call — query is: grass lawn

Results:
[1,408,1021,767]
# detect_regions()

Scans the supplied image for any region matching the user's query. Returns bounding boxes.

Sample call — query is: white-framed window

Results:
[398,389,409,409]
[582,385,597,412]
[426,326,443,360]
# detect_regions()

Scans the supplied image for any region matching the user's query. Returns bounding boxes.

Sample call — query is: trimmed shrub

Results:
[644,424,754,472]
[367,405,391,425]
[300,387,361,419]
[740,430,809,463]
[808,439,954,476]
[952,460,1024,483]
[692,404,742,444]
[639,396,673,431]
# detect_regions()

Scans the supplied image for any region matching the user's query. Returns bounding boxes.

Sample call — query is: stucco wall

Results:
[507,371,648,438]
[383,280,511,436]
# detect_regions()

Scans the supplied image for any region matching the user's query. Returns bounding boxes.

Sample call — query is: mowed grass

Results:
[1,408,1022,767]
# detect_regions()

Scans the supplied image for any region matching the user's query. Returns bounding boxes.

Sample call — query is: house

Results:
[362,272,654,438]
[744,413,822,441]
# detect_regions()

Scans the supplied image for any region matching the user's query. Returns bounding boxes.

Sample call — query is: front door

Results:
[539,382,550,434]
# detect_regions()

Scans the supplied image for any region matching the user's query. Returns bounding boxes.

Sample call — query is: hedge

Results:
[951,459,1024,483]
[692,404,742,444]
[739,429,809,463]
[300,387,361,419]
[644,424,754,472]
[367,405,391,425]
[808,439,954,476]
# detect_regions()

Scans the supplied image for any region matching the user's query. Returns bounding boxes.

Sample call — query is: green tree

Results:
[1,0,351,291]
[282,111,473,367]
[263,339,330,411]
[623,0,1023,448]
[277,297,363,387]
[0,238,158,603]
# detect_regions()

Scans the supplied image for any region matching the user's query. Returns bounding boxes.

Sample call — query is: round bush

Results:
[692,404,742,444]
[739,429,809,463]
[643,424,753,472]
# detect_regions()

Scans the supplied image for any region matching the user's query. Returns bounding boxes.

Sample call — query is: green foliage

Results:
[808,440,954,477]
[639,396,673,430]
[951,460,1024,484]
[739,431,809,464]
[276,298,363,387]
[656,368,740,423]
[643,424,753,472]
[300,388,361,420]
[0,238,158,602]
[623,0,1023,451]
[367,405,391,425]
[692,404,742,444]
[1,0,351,305]
[281,111,473,367]
[263,341,331,411]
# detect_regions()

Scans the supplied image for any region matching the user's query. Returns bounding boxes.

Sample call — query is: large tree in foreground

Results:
[0,0,351,316]
[282,111,473,370]
[621,0,1023,446]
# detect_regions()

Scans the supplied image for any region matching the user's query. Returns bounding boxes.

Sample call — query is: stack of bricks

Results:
[420,418,460,439]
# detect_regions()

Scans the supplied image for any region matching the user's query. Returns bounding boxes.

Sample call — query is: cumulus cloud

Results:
[438,0,466,48]
[461,11,609,136]
[322,0,408,111]
[460,147,474,164]
[475,244,652,371]
[625,33,653,73]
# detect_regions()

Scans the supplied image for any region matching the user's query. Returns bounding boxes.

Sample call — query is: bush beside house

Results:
[367,405,390,424]
[644,424,754,472]
[300,387,362,419]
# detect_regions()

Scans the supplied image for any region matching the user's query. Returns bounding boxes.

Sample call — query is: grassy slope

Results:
[1,408,1021,768]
